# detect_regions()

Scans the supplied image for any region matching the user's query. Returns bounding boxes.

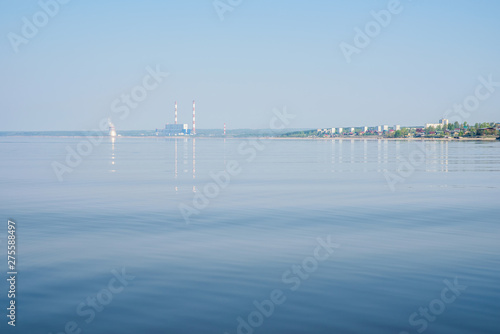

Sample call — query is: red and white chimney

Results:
[192,100,196,135]
[174,101,178,125]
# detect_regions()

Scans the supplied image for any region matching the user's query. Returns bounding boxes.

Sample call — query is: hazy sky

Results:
[1,0,499,131]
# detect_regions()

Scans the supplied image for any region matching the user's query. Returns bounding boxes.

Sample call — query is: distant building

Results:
[331,128,336,134]
[394,125,401,131]
[383,125,389,131]
[425,123,440,128]
[162,123,190,136]
[426,118,449,129]
[350,127,355,133]
[363,126,368,132]
[338,127,343,134]
[377,126,382,132]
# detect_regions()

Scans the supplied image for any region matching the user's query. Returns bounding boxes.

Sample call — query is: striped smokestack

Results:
[192,100,196,135]
[175,101,177,125]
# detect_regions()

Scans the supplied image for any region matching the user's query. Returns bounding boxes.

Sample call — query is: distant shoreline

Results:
[259,136,499,141]
[0,135,497,141]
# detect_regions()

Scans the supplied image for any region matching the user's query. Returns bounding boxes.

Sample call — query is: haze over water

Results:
[0,137,499,334]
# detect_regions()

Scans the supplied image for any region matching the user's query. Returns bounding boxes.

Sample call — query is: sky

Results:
[1,0,499,131]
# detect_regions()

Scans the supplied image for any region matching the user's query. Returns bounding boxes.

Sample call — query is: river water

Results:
[0,137,499,334]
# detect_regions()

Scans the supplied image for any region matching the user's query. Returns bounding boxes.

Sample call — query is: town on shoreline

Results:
[281,119,500,140]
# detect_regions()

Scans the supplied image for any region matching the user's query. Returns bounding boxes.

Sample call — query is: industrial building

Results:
[158,101,196,136]
[163,123,190,136]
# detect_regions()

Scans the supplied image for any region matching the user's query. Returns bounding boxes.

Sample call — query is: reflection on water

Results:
[3,137,498,334]
[326,139,455,174]
[110,136,116,173]
[193,138,196,193]
[171,138,197,193]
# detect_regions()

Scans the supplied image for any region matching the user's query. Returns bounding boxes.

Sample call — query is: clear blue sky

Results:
[1,0,499,130]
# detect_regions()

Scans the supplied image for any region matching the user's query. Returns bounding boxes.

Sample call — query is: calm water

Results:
[1,137,499,334]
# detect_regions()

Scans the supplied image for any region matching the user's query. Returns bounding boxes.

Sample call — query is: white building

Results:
[426,118,449,129]
[394,125,401,131]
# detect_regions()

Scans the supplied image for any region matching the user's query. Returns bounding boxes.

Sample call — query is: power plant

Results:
[159,101,196,136]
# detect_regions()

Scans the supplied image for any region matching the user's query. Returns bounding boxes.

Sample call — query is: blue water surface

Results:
[0,137,499,334]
